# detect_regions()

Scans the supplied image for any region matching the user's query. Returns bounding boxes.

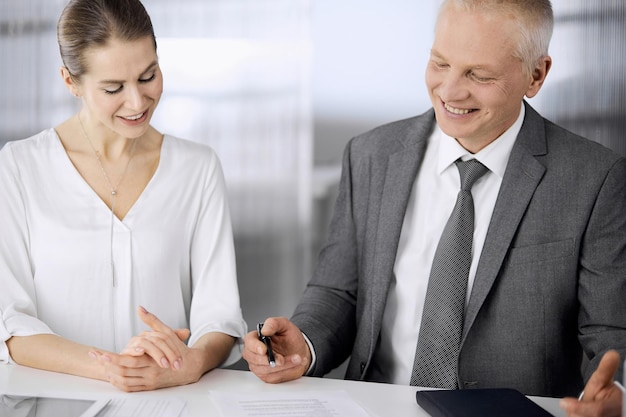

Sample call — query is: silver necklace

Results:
[77,114,138,205]
[77,114,137,289]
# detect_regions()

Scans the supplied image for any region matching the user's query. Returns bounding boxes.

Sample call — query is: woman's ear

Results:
[60,66,80,97]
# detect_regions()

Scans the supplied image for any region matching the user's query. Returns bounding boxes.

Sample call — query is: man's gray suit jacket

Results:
[292,102,626,397]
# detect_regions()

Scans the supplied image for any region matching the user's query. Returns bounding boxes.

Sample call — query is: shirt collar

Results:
[436,102,525,178]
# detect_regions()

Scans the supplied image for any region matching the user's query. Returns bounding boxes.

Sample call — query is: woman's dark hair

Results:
[57,0,156,82]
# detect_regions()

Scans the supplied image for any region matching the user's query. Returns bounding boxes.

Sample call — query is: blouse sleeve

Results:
[0,143,54,364]
[187,148,247,367]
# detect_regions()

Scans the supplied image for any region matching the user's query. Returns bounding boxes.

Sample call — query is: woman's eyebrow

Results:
[97,60,158,84]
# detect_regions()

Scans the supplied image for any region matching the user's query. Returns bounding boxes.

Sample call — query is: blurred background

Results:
[1,0,625,374]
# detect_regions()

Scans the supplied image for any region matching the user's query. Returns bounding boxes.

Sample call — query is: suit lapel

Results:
[367,117,432,348]
[462,103,548,340]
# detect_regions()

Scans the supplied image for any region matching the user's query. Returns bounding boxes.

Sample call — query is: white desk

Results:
[0,364,566,416]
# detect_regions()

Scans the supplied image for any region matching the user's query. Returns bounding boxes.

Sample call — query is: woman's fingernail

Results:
[161,358,170,368]
[88,351,98,359]
[138,305,148,314]
[173,360,182,370]
[135,347,144,353]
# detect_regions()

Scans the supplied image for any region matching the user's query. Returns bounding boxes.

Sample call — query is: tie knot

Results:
[455,159,489,191]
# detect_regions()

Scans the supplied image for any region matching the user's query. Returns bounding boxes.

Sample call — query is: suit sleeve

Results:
[291,139,360,376]
[578,155,626,381]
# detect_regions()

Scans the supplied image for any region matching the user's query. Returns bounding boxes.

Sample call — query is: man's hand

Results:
[243,317,311,383]
[560,350,623,417]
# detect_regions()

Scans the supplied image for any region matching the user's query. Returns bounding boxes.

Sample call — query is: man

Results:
[243,0,626,402]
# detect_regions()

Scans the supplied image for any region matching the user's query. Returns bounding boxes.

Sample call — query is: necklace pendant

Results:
[78,114,136,202]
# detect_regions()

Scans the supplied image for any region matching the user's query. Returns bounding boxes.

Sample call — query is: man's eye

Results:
[471,72,492,82]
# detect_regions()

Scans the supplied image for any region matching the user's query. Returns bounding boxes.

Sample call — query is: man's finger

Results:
[583,350,621,400]
[259,317,291,337]
[594,351,620,382]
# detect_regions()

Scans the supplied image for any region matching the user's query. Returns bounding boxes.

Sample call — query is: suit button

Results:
[360,362,366,374]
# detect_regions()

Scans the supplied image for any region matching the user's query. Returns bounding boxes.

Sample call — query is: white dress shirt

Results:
[0,129,247,365]
[368,104,525,384]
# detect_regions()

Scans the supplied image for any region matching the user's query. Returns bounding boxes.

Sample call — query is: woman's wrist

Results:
[189,332,235,375]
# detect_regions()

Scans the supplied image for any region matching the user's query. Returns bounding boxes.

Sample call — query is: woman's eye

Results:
[102,73,156,94]
[104,86,123,95]
[139,73,156,83]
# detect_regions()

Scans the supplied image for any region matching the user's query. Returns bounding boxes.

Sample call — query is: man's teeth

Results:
[124,112,144,120]
[444,103,473,115]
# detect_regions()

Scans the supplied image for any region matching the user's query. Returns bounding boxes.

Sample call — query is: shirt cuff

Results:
[301,332,316,376]
[578,381,626,400]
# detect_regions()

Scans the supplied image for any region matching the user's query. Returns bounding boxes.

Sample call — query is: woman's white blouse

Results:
[0,129,247,365]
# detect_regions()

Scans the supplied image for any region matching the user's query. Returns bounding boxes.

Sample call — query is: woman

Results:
[0,0,247,391]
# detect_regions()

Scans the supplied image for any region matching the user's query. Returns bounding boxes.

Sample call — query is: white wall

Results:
[311,0,439,165]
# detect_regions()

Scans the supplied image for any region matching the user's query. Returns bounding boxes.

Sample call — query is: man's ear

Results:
[525,55,552,99]
[60,66,80,97]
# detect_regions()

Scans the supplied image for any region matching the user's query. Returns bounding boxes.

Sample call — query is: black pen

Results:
[257,322,276,368]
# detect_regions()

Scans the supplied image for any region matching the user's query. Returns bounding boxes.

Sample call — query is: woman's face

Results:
[75,36,163,139]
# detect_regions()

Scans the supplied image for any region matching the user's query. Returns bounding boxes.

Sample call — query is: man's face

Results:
[425,4,541,152]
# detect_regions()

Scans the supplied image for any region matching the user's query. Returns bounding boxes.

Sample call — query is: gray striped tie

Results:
[410,158,489,388]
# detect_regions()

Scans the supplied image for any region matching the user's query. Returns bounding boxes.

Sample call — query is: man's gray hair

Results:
[440,0,553,76]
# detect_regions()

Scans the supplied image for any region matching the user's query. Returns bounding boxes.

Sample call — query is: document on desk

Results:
[0,395,186,417]
[210,390,371,417]
[96,397,187,417]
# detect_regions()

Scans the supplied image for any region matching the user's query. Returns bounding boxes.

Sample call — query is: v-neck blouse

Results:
[0,129,247,365]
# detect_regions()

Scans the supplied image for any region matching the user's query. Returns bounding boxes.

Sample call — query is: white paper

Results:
[210,390,371,417]
[96,397,187,417]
